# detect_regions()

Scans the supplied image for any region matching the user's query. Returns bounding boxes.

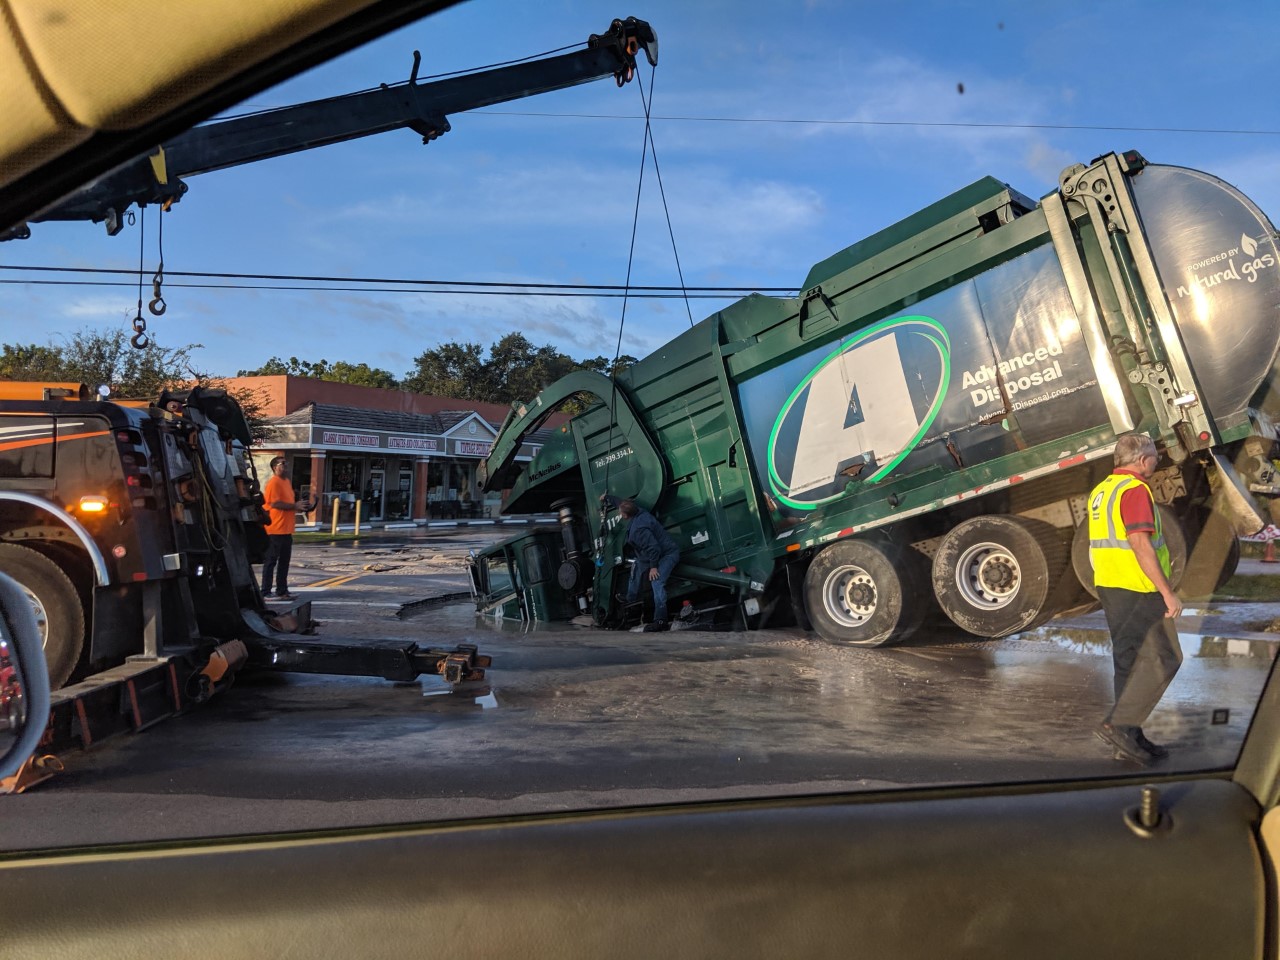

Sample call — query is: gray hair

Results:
[1114,433,1156,468]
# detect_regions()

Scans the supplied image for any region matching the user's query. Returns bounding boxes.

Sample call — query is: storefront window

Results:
[427,461,446,501]
[385,465,412,520]
[292,456,312,500]
[330,457,362,522]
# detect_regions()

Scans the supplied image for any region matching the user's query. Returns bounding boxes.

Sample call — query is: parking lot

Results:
[3,527,1276,851]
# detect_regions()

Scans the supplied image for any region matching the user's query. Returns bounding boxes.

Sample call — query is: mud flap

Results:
[787,562,812,633]
[1209,449,1267,536]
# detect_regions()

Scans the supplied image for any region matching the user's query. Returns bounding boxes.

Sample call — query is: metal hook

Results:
[149,260,166,315]
[130,313,149,349]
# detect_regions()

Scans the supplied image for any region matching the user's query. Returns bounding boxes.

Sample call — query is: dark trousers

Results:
[262,534,294,595]
[1096,586,1183,729]
[626,551,680,622]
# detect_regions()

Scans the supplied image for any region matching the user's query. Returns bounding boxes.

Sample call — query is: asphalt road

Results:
[2,529,1276,851]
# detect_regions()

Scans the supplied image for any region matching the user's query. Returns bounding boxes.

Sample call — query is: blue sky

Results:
[3,1,1279,380]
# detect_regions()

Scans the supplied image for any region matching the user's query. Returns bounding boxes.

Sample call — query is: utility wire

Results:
[612,70,652,364]
[474,110,1280,138]
[637,76,695,330]
[0,278,754,299]
[0,264,793,295]
[603,60,656,501]
[134,208,145,317]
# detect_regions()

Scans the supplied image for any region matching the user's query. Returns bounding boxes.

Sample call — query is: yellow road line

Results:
[304,574,361,589]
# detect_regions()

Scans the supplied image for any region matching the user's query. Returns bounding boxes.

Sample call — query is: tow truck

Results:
[0,17,658,770]
[0,382,488,764]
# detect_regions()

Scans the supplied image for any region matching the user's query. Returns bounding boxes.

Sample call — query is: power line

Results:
[473,110,1280,138]
[0,264,795,296]
[0,278,755,299]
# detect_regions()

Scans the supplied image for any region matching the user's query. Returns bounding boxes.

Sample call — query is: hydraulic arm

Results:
[8,17,657,239]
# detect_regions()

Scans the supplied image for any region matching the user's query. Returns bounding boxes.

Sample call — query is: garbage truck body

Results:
[474,151,1279,645]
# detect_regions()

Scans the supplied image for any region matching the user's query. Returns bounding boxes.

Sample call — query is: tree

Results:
[237,357,294,376]
[401,342,485,398]
[402,335,636,407]
[581,354,638,377]
[485,333,582,403]
[0,343,65,381]
[324,361,398,390]
[0,326,273,440]
[0,326,203,399]
[237,356,398,389]
[64,328,203,399]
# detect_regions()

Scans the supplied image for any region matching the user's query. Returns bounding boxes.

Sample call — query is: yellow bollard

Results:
[330,497,340,536]
[354,498,362,536]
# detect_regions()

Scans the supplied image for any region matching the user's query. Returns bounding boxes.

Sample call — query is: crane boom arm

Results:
[15,17,656,237]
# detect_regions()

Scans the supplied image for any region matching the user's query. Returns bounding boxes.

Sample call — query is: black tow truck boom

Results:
[6,16,657,239]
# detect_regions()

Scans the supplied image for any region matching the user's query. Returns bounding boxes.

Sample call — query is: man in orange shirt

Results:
[261,456,314,601]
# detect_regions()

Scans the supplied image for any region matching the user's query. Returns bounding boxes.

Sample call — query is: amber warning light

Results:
[77,496,109,513]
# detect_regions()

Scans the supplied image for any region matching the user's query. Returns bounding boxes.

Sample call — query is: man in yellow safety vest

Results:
[1088,433,1183,765]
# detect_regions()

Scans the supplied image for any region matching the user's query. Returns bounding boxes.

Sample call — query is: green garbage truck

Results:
[471,150,1279,645]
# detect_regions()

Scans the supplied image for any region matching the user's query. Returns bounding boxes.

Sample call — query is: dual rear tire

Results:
[803,516,1077,646]
[802,538,927,647]
[930,516,1073,638]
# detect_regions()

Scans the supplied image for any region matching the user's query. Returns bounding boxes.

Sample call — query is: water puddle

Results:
[1018,624,1279,661]
[398,595,575,632]
[396,593,475,622]
[421,683,499,709]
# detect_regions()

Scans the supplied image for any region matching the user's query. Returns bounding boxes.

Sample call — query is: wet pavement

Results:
[2,530,1277,851]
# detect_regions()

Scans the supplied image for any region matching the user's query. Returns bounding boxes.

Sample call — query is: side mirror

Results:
[0,571,52,782]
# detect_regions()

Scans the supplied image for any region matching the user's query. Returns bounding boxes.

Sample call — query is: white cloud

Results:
[61,296,133,320]
[1023,140,1076,184]
[320,158,823,285]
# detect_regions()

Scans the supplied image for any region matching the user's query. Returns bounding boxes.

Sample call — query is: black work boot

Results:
[1133,728,1169,759]
[1094,722,1151,765]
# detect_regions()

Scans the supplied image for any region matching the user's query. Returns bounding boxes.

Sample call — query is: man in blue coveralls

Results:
[603,495,681,632]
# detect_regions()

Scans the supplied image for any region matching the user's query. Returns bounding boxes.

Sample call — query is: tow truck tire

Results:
[1071,505,1188,599]
[0,543,85,690]
[933,516,1070,637]
[803,538,925,647]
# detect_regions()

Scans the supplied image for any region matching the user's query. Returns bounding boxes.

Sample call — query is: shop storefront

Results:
[253,404,541,524]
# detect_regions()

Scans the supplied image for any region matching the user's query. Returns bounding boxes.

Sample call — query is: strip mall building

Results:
[221,376,552,524]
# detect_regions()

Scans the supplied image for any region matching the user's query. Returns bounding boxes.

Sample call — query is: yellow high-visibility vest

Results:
[1088,472,1171,592]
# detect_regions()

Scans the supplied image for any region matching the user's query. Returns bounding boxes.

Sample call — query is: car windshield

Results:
[2,1,1280,850]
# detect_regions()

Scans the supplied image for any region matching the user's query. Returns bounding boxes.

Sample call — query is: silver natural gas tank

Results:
[1131,165,1280,429]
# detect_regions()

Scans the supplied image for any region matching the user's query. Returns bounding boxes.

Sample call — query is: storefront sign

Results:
[321,430,379,448]
[389,436,439,451]
[456,440,493,457]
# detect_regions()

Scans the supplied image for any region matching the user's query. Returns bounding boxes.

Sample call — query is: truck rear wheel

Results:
[1070,505,1188,599]
[803,539,925,647]
[0,543,85,689]
[932,516,1069,637]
